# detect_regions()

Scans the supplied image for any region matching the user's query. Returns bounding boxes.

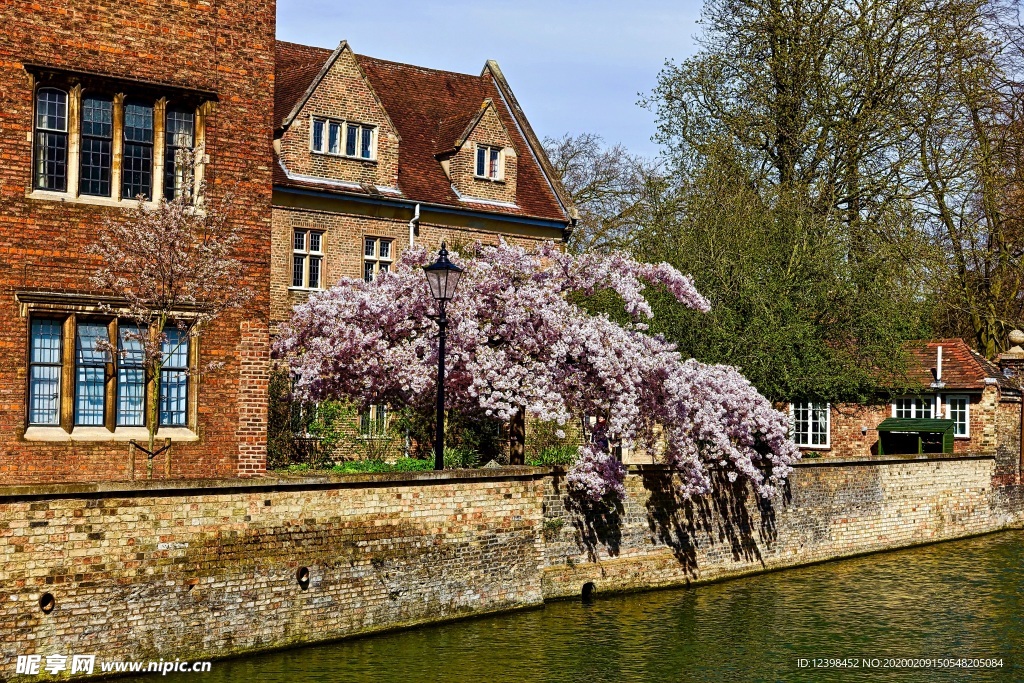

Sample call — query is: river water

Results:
[137,531,1022,682]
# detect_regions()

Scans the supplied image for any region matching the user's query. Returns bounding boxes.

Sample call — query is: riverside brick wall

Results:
[0,458,1020,676]
[0,470,546,672]
[542,455,1017,598]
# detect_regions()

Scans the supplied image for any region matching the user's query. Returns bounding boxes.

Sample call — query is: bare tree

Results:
[543,133,658,253]
[88,148,251,475]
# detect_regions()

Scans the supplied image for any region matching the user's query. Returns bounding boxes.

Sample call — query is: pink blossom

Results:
[276,240,800,499]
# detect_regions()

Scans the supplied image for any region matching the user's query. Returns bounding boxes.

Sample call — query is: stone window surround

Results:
[16,292,200,443]
[309,115,378,162]
[363,236,393,283]
[25,71,211,208]
[291,228,325,291]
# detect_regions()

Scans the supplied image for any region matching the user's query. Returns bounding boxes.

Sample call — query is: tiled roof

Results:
[272,41,570,224]
[902,339,1007,391]
[274,40,332,130]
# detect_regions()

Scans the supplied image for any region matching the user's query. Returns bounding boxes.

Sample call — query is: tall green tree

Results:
[644,0,1024,359]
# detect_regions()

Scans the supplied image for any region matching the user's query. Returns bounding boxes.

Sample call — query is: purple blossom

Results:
[276,240,800,500]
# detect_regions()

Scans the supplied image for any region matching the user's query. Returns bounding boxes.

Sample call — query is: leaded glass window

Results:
[79,95,113,197]
[292,229,324,289]
[159,328,189,426]
[164,107,195,200]
[363,237,393,282]
[34,89,68,191]
[122,101,154,199]
[117,324,146,426]
[75,322,110,426]
[475,144,502,179]
[29,319,63,425]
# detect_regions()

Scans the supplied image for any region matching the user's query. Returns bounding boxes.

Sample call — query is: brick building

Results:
[271,40,575,331]
[0,0,276,484]
[789,338,1022,484]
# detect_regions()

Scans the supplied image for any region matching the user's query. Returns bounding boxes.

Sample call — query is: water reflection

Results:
[131,531,1022,682]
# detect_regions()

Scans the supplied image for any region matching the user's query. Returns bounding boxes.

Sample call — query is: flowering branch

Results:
[276,240,799,501]
[87,147,251,463]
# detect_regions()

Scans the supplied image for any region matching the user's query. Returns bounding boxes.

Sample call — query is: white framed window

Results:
[790,401,830,448]
[292,229,324,290]
[893,396,935,419]
[310,117,376,160]
[475,144,503,180]
[945,395,970,438]
[360,404,389,438]
[363,237,392,282]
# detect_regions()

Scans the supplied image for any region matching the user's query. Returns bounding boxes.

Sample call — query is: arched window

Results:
[34,88,68,191]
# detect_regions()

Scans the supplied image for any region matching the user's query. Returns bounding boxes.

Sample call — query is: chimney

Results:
[930,344,945,389]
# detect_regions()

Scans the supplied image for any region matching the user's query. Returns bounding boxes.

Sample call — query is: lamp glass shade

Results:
[423,244,464,302]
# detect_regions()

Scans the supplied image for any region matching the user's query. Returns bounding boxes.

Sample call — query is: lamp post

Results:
[423,242,464,470]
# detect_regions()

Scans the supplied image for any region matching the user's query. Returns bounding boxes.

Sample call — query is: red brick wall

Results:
[796,388,1014,460]
[0,0,275,484]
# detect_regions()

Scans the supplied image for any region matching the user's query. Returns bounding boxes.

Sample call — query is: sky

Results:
[277,1,705,159]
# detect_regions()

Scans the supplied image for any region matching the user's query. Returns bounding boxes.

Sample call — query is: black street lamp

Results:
[424,242,464,470]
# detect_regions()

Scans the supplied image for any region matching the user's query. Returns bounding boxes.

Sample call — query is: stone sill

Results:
[23,426,199,443]
[0,466,551,501]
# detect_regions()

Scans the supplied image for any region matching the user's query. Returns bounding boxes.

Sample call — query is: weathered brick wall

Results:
[1,458,1018,675]
[0,470,546,670]
[994,397,1022,486]
[0,0,275,484]
[277,45,400,189]
[542,456,1015,598]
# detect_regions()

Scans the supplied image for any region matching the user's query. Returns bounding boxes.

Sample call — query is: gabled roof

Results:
[274,40,333,130]
[273,40,572,224]
[435,99,507,157]
[902,339,1008,391]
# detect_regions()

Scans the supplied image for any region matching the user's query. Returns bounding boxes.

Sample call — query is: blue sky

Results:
[277,1,704,158]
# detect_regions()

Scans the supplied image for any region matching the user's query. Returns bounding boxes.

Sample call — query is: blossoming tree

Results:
[276,241,800,502]
[88,148,251,476]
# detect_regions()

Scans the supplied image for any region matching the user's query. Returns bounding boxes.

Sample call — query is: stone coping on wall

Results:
[787,453,995,467]
[0,466,550,502]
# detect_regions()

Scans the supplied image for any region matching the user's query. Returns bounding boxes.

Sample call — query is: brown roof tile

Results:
[274,40,333,130]
[272,41,569,224]
[902,339,1006,391]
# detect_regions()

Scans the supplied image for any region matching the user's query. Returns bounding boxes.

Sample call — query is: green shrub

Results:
[330,458,434,474]
[527,445,579,467]
[444,445,481,469]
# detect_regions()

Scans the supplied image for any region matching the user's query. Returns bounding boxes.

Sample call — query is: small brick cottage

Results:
[789,338,1023,486]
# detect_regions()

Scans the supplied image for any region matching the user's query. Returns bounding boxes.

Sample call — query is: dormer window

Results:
[311,117,376,160]
[475,144,502,180]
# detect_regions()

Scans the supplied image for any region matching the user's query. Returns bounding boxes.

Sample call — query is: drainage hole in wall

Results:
[582,582,595,602]
[296,567,310,590]
[39,593,56,614]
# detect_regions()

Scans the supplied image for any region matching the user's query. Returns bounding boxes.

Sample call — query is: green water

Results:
[139,531,1023,682]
